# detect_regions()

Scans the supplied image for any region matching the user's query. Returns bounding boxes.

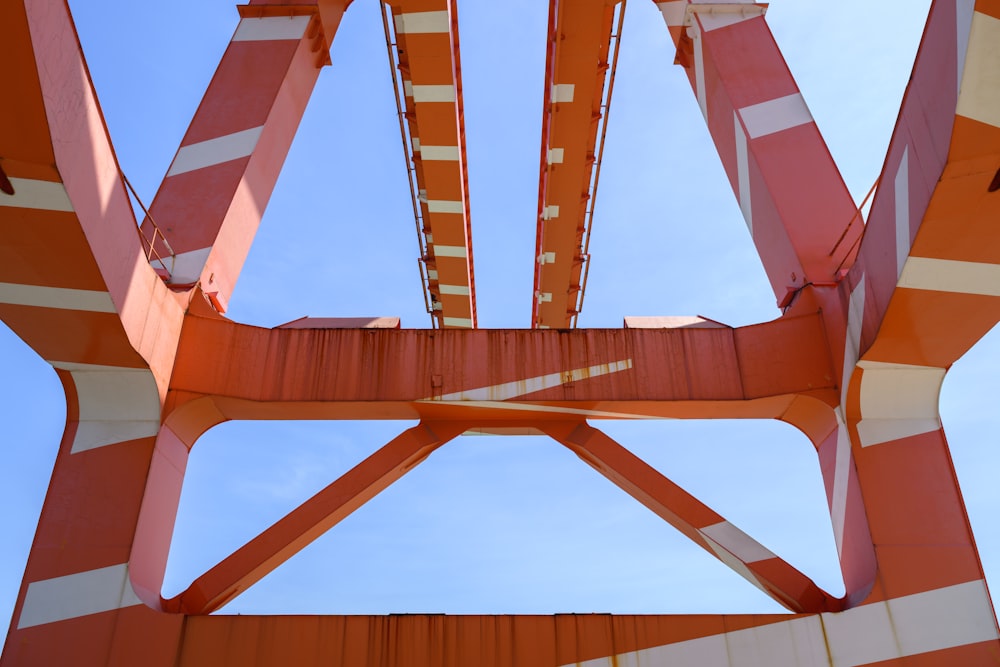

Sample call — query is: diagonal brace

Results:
[166,420,466,614]
[541,421,841,612]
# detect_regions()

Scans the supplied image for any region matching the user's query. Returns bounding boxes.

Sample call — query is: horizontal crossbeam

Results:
[167,311,837,424]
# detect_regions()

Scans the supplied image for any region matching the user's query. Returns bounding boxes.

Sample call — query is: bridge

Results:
[3,0,1000,664]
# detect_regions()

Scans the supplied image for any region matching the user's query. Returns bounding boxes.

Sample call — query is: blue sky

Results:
[5,0,999,633]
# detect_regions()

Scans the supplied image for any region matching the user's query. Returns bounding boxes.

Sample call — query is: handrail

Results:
[573,0,626,328]
[123,171,175,280]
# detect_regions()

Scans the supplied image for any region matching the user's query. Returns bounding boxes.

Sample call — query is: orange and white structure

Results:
[532,0,624,329]
[3,0,1000,664]
[385,0,477,328]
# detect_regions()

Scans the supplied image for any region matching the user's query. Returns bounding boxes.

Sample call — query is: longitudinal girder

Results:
[532,0,624,329]
[3,0,1000,665]
[384,0,477,329]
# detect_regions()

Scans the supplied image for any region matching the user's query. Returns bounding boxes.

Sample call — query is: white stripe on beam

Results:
[164,247,212,285]
[702,536,771,597]
[442,317,473,328]
[689,22,708,119]
[738,93,813,139]
[824,580,997,665]
[416,400,662,421]
[956,0,976,98]
[656,1,686,27]
[411,85,455,103]
[394,10,449,34]
[547,148,564,164]
[0,283,115,313]
[17,563,143,629]
[542,205,560,220]
[855,360,945,447]
[551,84,575,103]
[830,410,851,556]
[833,278,866,553]
[69,419,160,454]
[51,362,161,453]
[895,147,911,278]
[898,256,1000,296]
[427,199,464,214]
[432,244,467,258]
[232,16,311,42]
[698,522,778,599]
[690,3,765,32]
[0,178,74,212]
[418,145,460,161]
[734,113,752,234]
[564,580,998,667]
[167,126,264,176]
[700,521,777,564]
[956,11,1000,129]
[438,284,470,296]
[429,359,633,402]
[841,277,866,406]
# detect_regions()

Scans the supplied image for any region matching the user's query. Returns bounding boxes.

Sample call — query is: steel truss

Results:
[3,0,1000,664]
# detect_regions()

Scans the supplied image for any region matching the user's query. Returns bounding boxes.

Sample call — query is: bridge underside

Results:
[3,0,1000,665]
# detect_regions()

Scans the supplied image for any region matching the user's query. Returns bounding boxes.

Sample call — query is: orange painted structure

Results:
[384,0,477,329]
[532,0,623,329]
[3,0,1000,665]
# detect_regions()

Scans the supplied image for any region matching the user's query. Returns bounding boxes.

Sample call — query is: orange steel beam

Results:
[165,312,836,419]
[846,1,1000,369]
[659,1,862,308]
[141,2,331,313]
[4,0,1000,665]
[532,0,622,329]
[387,0,477,329]
[825,0,1000,626]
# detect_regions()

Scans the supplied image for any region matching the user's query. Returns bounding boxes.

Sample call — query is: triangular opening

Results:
[602,419,845,599]
[223,2,431,328]
[167,424,807,615]
[581,1,780,329]
[162,420,418,599]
